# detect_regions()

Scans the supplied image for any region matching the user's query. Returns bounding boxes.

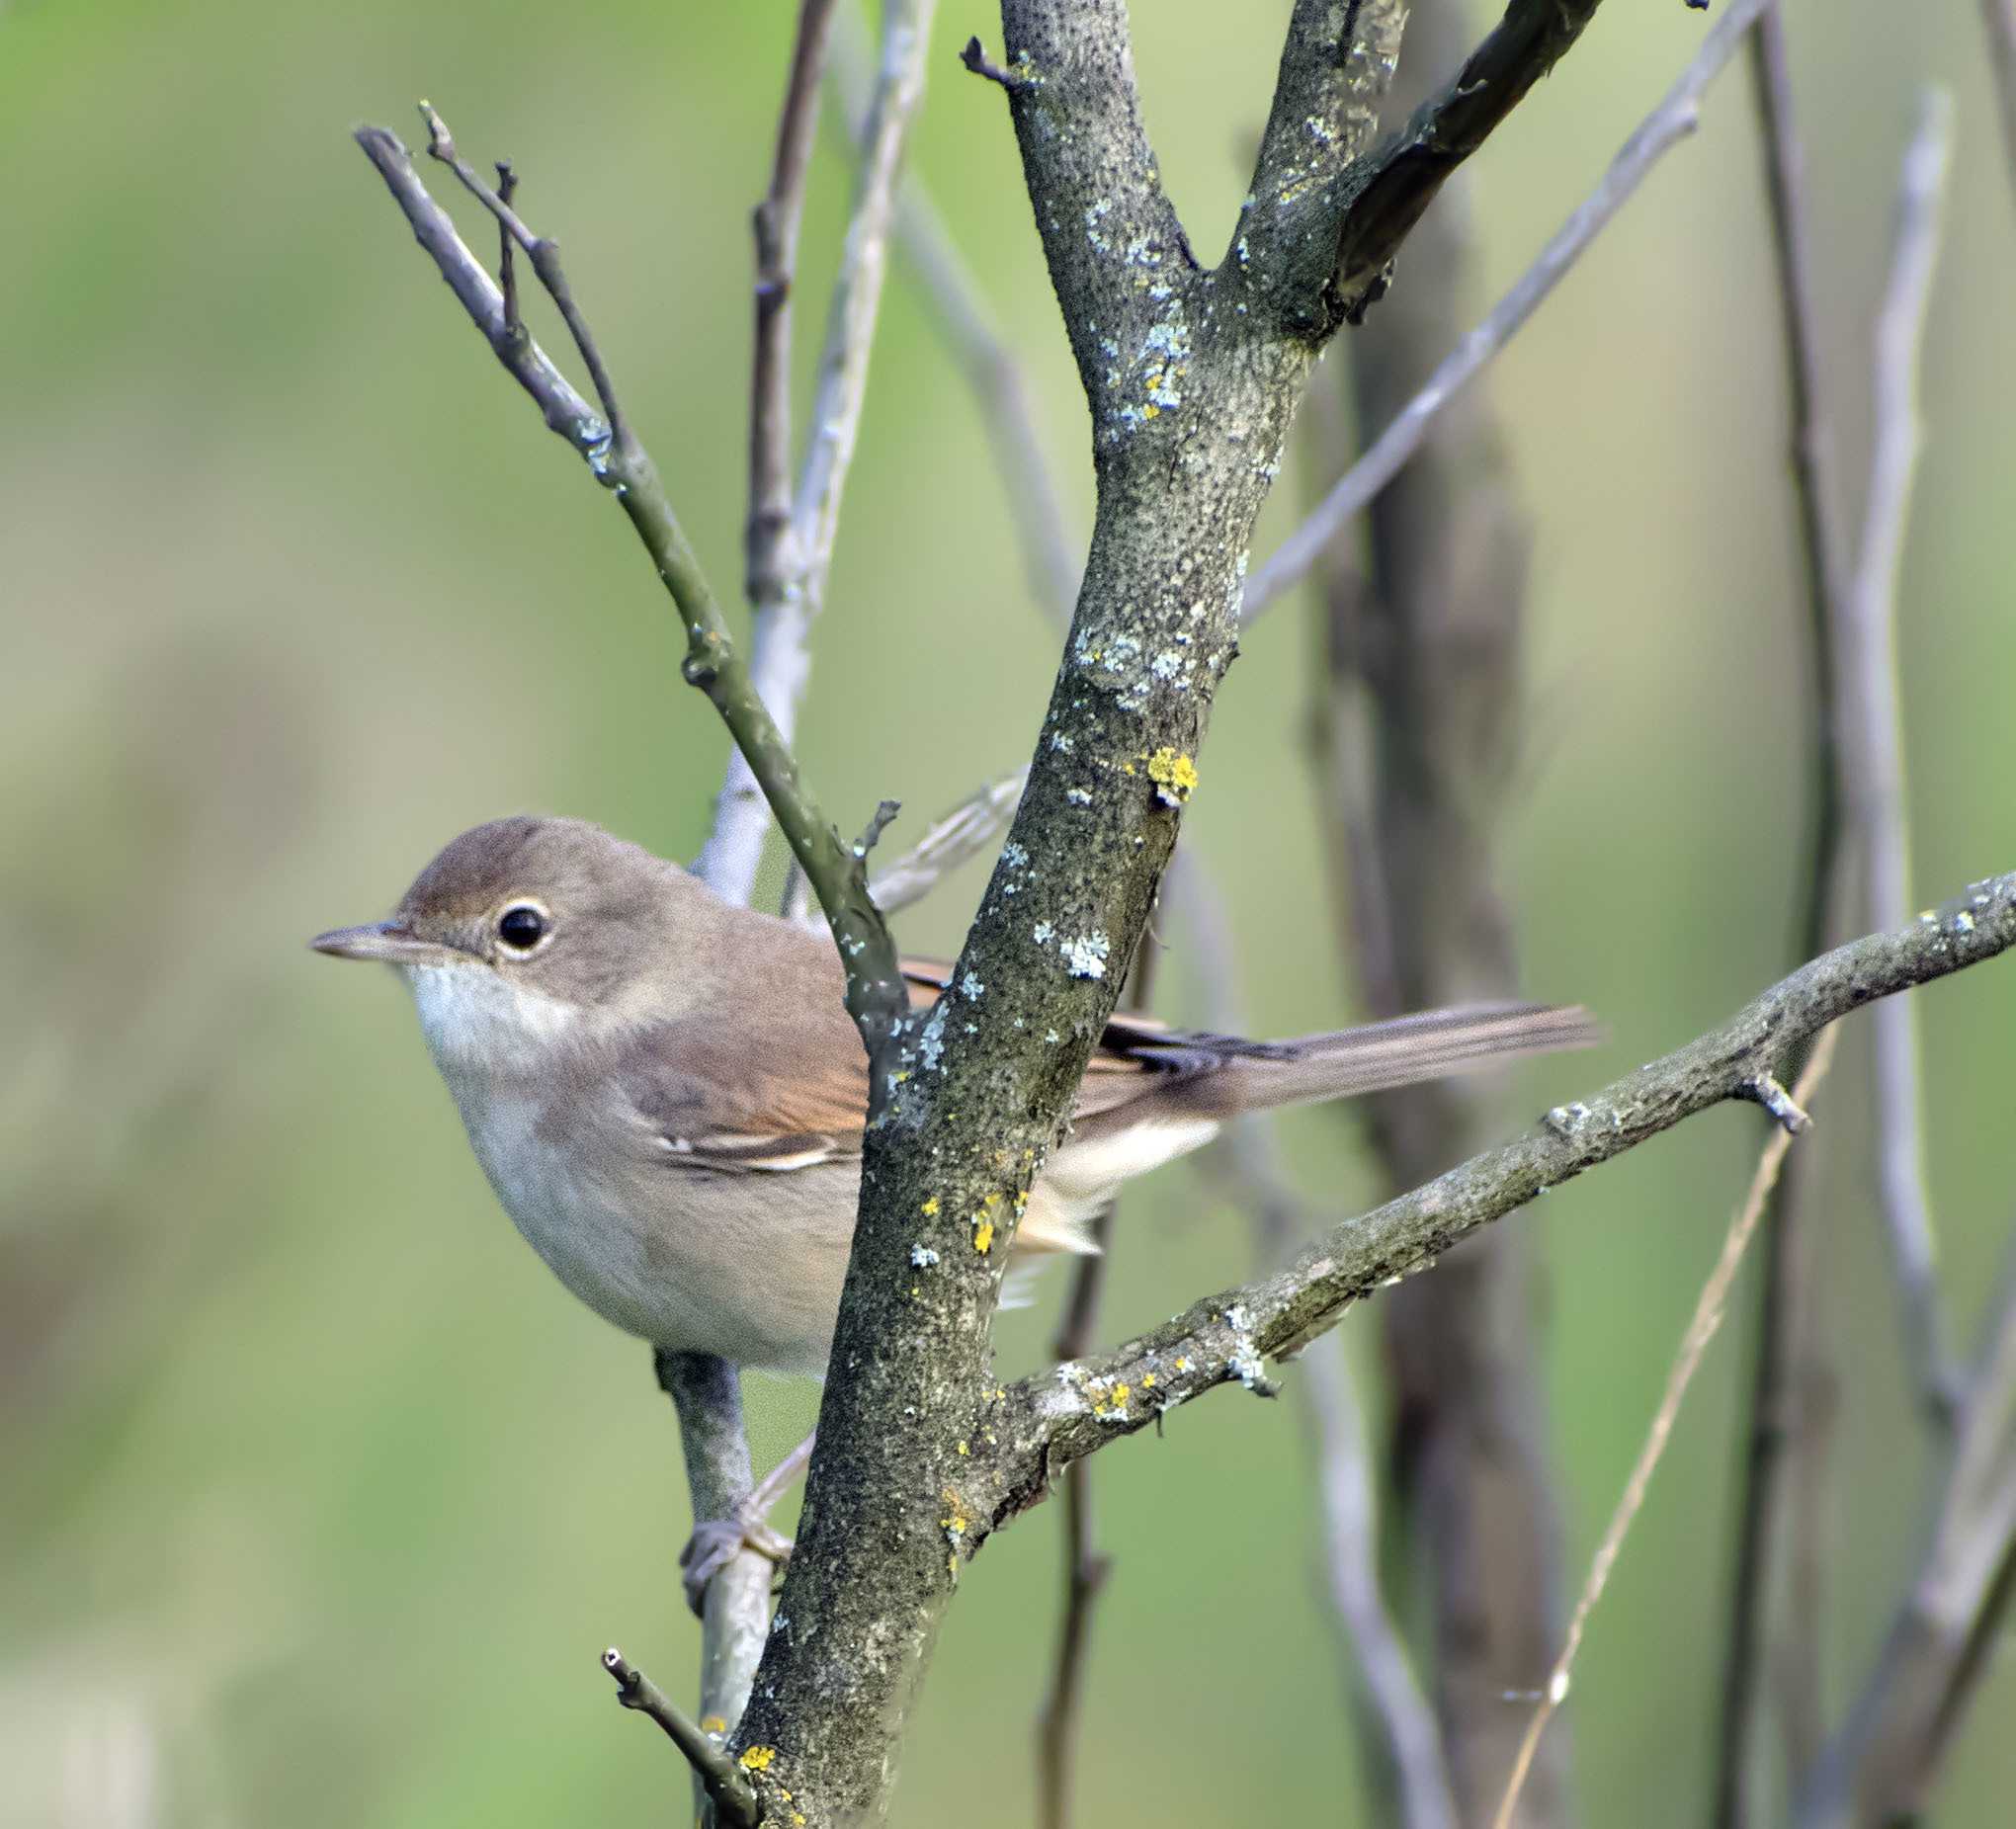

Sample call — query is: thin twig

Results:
[1242,0,1771,625]
[1714,11,1856,1814]
[747,0,840,607]
[354,117,908,1051]
[602,1648,761,1827]
[1848,88,1959,1420]
[1981,0,2016,204]
[699,0,939,909]
[867,768,1028,915]
[828,1,1079,630]
[1490,1026,1841,1829]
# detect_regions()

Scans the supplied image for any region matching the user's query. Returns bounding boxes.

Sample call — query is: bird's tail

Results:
[1128,1002,1605,1120]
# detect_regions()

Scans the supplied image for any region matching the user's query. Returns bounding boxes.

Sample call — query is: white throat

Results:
[405,960,583,1080]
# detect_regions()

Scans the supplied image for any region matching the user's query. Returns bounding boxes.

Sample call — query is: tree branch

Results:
[698,0,939,909]
[1245,0,1769,624]
[831,0,1082,631]
[1322,0,1606,323]
[353,117,907,1052]
[721,1,1614,1812]
[602,1647,761,1827]
[1714,10,1858,1813]
[976,873,2016,1514]
[1847,87,1959,1419]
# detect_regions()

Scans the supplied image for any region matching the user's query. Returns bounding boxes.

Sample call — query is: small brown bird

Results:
[314,816,1600,1379]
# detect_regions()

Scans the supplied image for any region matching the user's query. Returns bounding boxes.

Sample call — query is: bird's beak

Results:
[310,922,469,967]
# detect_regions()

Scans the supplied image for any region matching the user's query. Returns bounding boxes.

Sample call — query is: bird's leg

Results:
[679,1430,817,1614]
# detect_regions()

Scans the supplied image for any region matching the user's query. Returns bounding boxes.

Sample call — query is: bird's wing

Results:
[613,1008,869,1174]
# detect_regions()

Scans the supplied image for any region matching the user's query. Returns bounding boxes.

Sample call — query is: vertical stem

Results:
[1714,13,1854,1819]
[1307,2,1564,1820]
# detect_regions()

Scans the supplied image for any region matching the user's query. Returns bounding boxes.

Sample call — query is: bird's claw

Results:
[679,1510,794,1615]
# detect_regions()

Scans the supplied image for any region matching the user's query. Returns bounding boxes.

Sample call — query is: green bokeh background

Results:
[3,0,2013,1823]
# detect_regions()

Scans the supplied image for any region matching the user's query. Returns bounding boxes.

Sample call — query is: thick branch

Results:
[1324,0,1606,322]
[977,873,2016,1511]
[354,121,907,1052]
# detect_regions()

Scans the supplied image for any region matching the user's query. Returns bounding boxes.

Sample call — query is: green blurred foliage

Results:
[2,0,2013,1824]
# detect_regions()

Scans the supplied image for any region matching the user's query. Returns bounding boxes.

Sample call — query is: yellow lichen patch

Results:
[1147,747,1199,805]
[1175,1357,1191,1372]
[1111,1384,1130,1406]
[973,1220,995,1253]
[957,1441,969,1455]
[740,1746,777,1773]
[1140,1372,1156,1388]
[701,1715,727,1735]
[921,1197,940,1216]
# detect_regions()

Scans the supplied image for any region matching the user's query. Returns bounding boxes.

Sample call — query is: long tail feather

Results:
[1129,1002,1605,1120]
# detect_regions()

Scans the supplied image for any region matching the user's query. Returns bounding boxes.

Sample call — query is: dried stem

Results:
[1847,87,1959,1420]
[698,0,939,909]
[1713,10,1856,1814]
[1244,0,1771,625]
[1492,1028,1842,1829]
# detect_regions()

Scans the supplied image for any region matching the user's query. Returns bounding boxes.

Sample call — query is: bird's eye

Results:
[497,904,547,952]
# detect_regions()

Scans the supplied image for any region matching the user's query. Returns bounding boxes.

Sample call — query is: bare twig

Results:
[1491,1027,1841,1829]
[868,768,1027,916]
[698,0,938,911]
[1798,1221,2016,1825]
[835,0,1080,625]
[1849,88,1959,1420]
[1715,11,1856,1814]
[1243,0,1771,625]
[602,1647,761,1827]
[354,118,907,1051]
[1172,848,1456,1829]
[1982,0,2016,203]
[746,0,840,609]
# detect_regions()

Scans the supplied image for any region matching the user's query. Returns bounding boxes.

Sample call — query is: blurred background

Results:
[3,0,2013,1823]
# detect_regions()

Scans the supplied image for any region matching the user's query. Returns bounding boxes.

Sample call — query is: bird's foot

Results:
[679,1509,794,1615]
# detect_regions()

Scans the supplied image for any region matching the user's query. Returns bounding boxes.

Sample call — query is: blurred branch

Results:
[1799,1218,2016,1826]
[699,0,938,908]
[1173,848,1457,1829]
[978,872,2016,1511]
[1981,0,2016,203]
[1244,0,1771,626]
[1849,89,1960,1419]
[832,0,1082,632]
[353,116,907,1048]
[1714,10,1856,1813]
[1494,1028,1841,1829]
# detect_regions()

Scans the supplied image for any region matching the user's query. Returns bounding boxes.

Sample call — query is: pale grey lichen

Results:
[1061,933,1111,979]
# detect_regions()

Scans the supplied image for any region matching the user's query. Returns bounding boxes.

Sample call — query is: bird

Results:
[314,815,1598,1588]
